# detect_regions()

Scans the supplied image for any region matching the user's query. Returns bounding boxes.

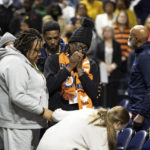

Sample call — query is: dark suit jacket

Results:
[95,40,122,81]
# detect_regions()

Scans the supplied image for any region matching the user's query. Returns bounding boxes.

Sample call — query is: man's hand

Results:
[76,52,84,72]
[66,51,83,72]
[121,56,127,61]
[133,114,144,124]
[132,114,144,131]
[42,108,53,122]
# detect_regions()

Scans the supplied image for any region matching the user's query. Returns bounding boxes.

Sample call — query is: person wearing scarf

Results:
[44,17,99,111]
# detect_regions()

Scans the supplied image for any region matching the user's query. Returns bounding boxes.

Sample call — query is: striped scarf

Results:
[59,52,93,109]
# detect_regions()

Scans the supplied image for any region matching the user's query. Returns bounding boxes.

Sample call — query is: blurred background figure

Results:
[20,16,31,32]
[62,24,75,43]
[113,10,131,98]
[134,0,150,25]
[0,0,17,34]
[9,0,42,35]
[115,0,137,28]
[32,0,46,17]
[58,0,75,24]
[71,3,89,25]
[114,10,131,62]
[42,2,66,35]
[80,0,104,20]
[66,0,80,8]
[145,16,150,41]
[95,0,116,38]
[12,0,23,8]
[94,26,122,107]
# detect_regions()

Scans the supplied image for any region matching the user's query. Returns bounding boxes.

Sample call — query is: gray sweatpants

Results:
[0,128,40,150]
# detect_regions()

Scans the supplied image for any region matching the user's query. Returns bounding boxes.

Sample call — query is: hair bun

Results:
[82,17,94,29]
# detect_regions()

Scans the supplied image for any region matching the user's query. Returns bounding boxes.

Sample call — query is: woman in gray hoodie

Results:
[0,28,52,150]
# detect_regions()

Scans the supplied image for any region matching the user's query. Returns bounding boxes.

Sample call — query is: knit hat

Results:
[69,17,94,48]
[0,32,16,48]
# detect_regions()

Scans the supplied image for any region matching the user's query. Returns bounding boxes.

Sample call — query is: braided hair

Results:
[14,28,42,56]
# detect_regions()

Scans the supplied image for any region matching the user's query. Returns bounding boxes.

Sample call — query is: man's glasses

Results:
[76,45,87,53]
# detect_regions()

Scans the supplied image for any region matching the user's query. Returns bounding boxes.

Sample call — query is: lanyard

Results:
[32,64,45,80]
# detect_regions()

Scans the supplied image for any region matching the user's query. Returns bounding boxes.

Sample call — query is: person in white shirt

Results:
[95,0,116,38]
[37,106,130,150]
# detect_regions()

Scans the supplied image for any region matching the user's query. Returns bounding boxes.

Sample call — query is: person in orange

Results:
[114,10,131,61]
[80,0,104,20]
[113,10,131,95]
[44,17,99,111]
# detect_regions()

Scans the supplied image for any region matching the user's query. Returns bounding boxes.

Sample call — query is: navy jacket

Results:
[128,42,150,117]
[37,39,66,72]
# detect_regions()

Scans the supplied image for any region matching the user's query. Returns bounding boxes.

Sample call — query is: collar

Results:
[43,38,66,55]
[135,42,150,53]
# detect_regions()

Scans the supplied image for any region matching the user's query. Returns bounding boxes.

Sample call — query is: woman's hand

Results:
[106,63,117,74]
[42,108,53,122]
[106,65,113,73]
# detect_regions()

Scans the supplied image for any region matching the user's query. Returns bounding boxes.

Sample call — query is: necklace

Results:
[31,64,45,80]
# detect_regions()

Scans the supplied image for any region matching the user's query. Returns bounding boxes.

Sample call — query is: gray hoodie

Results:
[0,32,16,48]
[0,46,48,129]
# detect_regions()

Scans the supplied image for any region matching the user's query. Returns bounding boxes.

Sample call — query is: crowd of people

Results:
[0,0,150,150]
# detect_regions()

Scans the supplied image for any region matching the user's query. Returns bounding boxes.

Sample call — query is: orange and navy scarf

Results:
[59,52,93,109]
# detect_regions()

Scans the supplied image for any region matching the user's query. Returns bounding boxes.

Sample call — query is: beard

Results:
[45,43,59,54]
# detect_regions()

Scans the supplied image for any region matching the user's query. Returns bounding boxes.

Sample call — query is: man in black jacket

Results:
[128,25,150,130]
[44,17,99,111]
[37,21,66,72]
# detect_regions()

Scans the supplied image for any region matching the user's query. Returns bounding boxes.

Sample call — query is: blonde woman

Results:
[37,106,130,150]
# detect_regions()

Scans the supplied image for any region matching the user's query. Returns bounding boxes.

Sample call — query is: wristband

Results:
[78,69,84,76]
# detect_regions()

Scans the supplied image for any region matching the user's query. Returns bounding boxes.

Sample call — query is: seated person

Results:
[44,17,99,111]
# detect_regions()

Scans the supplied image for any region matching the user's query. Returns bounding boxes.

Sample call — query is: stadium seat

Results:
[141,138,150,150]
[126,130,148,150]
[117,128,134,150]
[118,99,130,109]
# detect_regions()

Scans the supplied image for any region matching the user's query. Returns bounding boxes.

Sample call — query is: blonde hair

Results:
[89,106,130,150]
